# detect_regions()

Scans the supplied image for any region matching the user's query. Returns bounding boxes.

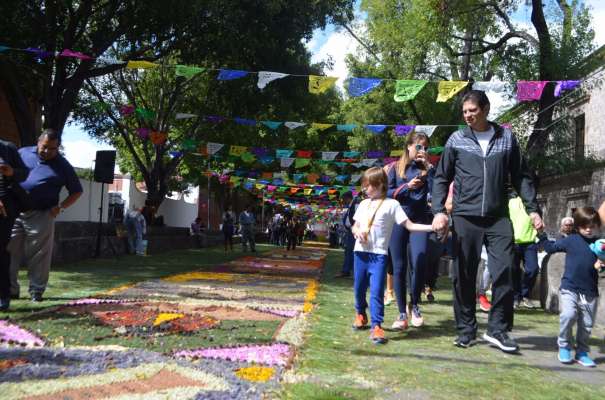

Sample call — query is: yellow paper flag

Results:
[304,188,313,195]
[126,60,159,69]
[390,150,404,157]
[255,183,266,190]
[311,123,334,131]
[436,81,468,102]
[229,145,247,156]
[308,75,338,94]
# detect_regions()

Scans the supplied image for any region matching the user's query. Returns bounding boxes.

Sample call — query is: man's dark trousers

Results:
[451,215,515,337]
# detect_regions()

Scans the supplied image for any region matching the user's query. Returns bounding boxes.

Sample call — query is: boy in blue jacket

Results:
[538,207,601,367]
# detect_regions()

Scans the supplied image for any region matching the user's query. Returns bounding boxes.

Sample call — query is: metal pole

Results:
[207,175,210,230]
[261,189,265,231]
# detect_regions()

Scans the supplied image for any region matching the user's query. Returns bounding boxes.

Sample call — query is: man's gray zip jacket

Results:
[431,122,540,218]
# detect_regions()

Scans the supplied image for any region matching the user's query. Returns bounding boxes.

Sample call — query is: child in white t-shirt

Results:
[352,167,434,344]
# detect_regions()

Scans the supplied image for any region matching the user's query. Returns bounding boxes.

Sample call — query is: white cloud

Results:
[62,139,117,171]
[309,28,359,89]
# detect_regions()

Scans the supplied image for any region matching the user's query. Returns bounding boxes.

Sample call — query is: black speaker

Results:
[94,150,116,183]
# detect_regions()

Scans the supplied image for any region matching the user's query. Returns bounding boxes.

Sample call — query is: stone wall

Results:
[536,166,605,236]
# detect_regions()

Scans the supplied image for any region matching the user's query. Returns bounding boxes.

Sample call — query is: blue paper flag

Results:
[335,175,348,183]
[169,151,183,158]
[273,178,284,185]
[25,47,54,59]
[367,150,385,158]
[234,117,256,126]
[293,174,304,182]
[261,121,283,130]
[0,45,10,53]
[276,149,293,158]
[348,77,383,97]
[217,69,249,80]
[337,124,357,132]
[365,124,388,134]
[394,125,415,136]
[259,156,275,165]
[343,151,361,158]
[244,182,254,190]
[335,162,347,167]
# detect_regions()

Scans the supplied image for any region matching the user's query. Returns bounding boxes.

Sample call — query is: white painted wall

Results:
[55,178,109,222]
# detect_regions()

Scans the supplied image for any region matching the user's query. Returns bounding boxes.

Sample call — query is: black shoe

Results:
[0,298,9,311]
[31,293,43,302]
[10,293,20,300]
[483,331,519,353]
[334,272,351,278]
[453,334,476,348]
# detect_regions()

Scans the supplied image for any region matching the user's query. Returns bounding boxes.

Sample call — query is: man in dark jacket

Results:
[0,139,29,310]
[432,90,543,353]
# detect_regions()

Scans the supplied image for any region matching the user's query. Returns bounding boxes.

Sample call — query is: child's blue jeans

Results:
[354,251,388,327]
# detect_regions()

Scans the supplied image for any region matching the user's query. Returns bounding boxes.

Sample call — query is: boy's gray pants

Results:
[558,288,598,353]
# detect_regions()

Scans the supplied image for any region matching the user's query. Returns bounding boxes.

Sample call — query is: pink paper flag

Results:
[60,49,93,60]
[516,81,548,102]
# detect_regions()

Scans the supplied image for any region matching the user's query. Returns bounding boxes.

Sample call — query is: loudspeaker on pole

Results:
[94,150,116,184]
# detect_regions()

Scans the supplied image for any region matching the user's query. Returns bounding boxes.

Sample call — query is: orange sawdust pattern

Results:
[21,368,207,400]
[0,358,28,371]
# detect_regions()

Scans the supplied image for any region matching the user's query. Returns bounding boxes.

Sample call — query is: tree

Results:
[74,1,354,208]
[337,0,596,163]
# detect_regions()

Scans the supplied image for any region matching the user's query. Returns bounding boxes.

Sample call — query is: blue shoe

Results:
[575,352,596,367]
[558,347,573,364]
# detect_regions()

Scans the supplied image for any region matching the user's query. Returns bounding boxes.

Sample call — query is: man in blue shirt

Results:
[9,129,83,302]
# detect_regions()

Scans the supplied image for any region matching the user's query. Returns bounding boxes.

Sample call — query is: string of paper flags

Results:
[0,44,582,103]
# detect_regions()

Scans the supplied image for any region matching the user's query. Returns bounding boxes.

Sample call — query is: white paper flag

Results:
[207,142,224,155]
[284,121,307,129]
[352,162,364,168]
[361,159,377,167]
[350,174,362,183]
[280,157,295,168]
[414,125,438,137]
[322,151,339,161]
[176,113,197,120]
[472,81,508,93]
[257,71,289,89]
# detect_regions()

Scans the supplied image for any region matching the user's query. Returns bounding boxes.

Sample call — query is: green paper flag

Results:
[175,65,205,78]
[182,138,197,151]
[136,108,156,120]
[294,158,311,169]
[240,152,256,163]
[393,80,428,102]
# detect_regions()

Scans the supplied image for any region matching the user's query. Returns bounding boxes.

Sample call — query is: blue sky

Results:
[62,1,605,170]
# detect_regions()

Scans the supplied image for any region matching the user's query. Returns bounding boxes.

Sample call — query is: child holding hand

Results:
[351,167,433,344]
[538,207,601,367]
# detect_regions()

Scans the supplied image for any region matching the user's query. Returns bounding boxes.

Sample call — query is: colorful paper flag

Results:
[280,157,295,168]
[415,125,438,137]
[361,159,377,167]
[135,108,155,120]
[229,145,247,156]
[436,81,468,102]
[169,151,182,158]
[241,152,256,163]
[366,150,384,158]
[182,138,197,151]
[322,151,339,161]
[343,151,360,158]
[472,81,508,92]
[394,80,427,102]
[25,47,54,59]
[234,117,256,126]
[120,105,135,116]
[390,150,404,157]
[176,113,197,120]
[205,115,225,123]
[516,81,548,101]
[175,65,205,78]
[294,158,311,169]
[207,142,224,155]
[217,69,249,80]
[308,75,338,94]
[293,174,304,182]
[394,125,415,136]
[348,77,383,97]
[554,80,581,97]
[136,127,150,139]
[259,156,275,165]
[350,174,362,183]
[149,131,167,145]
[297,150,312,158]
[126,60,158,69]
[337,124,357,132]
[261,121,282,130]
[284,121,306,129]
[59,49,93,60]
[276,149,293,158]
[311,123,333,131]
[0,45,10,52]
[365,124,387,134]
[257,71,289,89]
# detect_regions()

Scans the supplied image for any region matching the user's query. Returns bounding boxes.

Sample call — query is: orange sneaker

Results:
[478,294,491,312]
[370,325,387,344]
[352,313,368,330]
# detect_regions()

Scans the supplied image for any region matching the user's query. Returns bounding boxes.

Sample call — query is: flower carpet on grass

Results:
[0,247,326,399]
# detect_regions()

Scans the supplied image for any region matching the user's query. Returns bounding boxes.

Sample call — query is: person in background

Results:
[557,217,574,239]
[599,201,605,226]
[538,207,601,367]
[386,131,434,330]
[0,139,29,311]
[190,217,205,248]
[509,193,539,310]
[124,206,146,255]
[239,205,256,252]
[9,129,83,303]
[336,191,357,278]
[222,208,235,252]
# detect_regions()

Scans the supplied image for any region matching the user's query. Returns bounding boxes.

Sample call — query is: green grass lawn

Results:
[280,250,605,400]
[3,245,280,353]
